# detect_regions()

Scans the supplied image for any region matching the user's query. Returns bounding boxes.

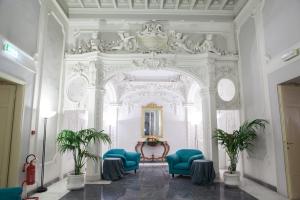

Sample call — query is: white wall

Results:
[236,0,300,196]
[262,0,300,58]
[262,0,300,196]
[0,0,68,188]
[117,98,186,155]
[237,13,277,187]
[0,0,40,186]
[0,0,40,56]
[36,12,65,184]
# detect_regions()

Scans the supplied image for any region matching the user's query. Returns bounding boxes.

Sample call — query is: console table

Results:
[135,141,170,162]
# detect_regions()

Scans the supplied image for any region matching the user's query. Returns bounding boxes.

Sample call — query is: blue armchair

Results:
[166,149,204,177]
[103,149,141,173]
[0,187,22,200]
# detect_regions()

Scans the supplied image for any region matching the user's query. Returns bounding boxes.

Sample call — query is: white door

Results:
[278,84,300,200]
[0,85,17,187]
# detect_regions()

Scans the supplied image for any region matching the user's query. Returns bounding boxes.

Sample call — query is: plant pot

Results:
[66,173,85,190]
[223,171,240,186]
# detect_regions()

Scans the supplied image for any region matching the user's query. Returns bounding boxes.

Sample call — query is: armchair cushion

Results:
[104,149,126,156]
[0,187,22,200]
[125,152,141,162]
[166,149,204,176]
[174,162,189,170]
[103,149,141,172]
[125,161,137,168]
[166,153,180,164]
[176,149,203,162]
[188,154,204,167]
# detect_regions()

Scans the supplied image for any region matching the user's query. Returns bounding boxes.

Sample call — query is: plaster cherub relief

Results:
[87,32,100,52]
[112,32,136,52]
[170,32,194,53]
[68,22,231,56]
[194,34,221,55]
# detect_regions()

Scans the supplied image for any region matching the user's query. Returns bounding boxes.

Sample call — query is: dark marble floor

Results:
[59,165,257,200]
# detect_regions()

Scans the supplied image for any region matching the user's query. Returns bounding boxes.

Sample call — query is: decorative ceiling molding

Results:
[56,0,248,18]
[68,21,237,55]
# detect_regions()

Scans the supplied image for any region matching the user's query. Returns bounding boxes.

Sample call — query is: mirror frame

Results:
[141,103,163,138]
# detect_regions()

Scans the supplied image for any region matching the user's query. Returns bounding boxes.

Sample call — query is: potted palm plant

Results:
[57,128,111,190]
[214,119,268,186]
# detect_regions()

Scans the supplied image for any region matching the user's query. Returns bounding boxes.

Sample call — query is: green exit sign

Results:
[3,41,19,58]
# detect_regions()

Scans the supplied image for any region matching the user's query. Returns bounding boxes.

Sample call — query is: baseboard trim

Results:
[27,177,60,197]
[244,173,277,192]
[27,171,72,197]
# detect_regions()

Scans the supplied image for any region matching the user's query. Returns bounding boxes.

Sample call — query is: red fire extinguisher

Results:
[22,154,39,200]
[23,154,36,185]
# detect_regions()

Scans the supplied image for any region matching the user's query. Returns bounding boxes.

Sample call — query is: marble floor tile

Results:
[59,165,256,200]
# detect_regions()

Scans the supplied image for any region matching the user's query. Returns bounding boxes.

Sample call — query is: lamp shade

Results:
[41,110,56,119]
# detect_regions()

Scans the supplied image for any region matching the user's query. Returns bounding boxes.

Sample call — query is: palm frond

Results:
[214,119,268,173]
[57,128,111,175]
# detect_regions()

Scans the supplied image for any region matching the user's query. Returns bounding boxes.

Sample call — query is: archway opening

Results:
[102,68,206,157]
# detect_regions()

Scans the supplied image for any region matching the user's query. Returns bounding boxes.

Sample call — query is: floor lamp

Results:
[37,110,56,193]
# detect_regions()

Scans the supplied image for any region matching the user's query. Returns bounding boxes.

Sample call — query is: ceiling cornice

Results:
[68,7,234,16]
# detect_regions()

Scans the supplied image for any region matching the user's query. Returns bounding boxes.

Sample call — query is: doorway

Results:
[278,81,300,200]
[0,77,25,187]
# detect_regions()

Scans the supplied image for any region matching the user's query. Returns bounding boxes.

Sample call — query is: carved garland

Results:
[68,22,237,56]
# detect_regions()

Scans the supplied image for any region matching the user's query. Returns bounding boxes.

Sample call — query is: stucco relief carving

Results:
[68,22,234,55]
[215,64,240,110]
[71,62,89,76]
[65,62,90,108]
[118,83,186,102]
[175,66,207,87]
[132,57,176,70]
[66,76,89,103]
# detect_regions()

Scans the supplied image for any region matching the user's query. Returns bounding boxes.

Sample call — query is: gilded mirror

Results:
[141,103,163,138]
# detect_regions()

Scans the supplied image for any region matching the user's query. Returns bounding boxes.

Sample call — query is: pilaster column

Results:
[200,88,219,174]
[200,59,219,175]
[184,103,193,148]
[111,103,121,148]
[86,61,105,181]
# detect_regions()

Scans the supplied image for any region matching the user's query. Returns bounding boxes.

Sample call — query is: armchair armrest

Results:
[125,151,141,162]
[188,154,204,167]
[166,153,180,166]
[103,154,127,163]
[0,187,22,200]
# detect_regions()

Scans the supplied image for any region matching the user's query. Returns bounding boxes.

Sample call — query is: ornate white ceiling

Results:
[109,70,194,104]
[57,0,248,19]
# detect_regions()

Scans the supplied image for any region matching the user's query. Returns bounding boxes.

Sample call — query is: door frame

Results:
[268,60,300,197]
[0,71,25,186]
[278,84,300,199]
